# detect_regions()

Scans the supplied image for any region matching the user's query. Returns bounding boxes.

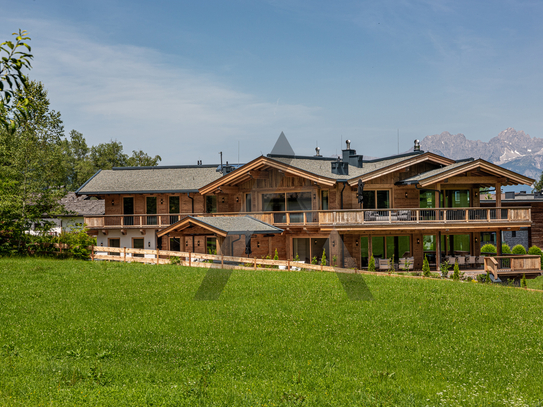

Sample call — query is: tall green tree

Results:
[0,80,65,245]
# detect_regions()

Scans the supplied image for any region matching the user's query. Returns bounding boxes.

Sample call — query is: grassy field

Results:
[1,258,543,406]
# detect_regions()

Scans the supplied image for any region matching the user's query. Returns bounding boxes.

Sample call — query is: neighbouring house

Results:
[30,192,105,235]
[481,190,543,250]
[76,136,534,271]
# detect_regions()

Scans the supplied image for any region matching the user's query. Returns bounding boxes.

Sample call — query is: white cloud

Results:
[16,19,323,164]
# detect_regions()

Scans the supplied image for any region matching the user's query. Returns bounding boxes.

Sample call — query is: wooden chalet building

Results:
[77,139,534,270]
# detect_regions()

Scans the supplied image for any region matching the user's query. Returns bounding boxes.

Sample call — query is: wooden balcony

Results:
[85,207,531,231]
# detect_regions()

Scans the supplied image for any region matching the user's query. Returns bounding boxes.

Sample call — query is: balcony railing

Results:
[84,207,531,229]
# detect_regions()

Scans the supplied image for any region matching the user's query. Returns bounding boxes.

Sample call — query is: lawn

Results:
[1,258,543,406]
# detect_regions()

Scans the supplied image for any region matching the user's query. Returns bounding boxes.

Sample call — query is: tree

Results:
[534,172,543,192]
[0,81,65,249]
[0,30,32,132]
[127,150,161,167]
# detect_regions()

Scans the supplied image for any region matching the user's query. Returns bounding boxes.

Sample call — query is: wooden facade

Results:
[82,152,534,271]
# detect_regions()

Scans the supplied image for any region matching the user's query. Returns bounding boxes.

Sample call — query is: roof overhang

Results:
[157,215,283,238]
[199,156,337,195]
[412,159,534,187]
[347,152,455,186]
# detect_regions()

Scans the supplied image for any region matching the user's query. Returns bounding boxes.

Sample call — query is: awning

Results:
[157,215,283,238]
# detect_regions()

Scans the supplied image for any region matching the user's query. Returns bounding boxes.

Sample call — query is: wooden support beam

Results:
[248,170,268,179]
[217,186,240,194]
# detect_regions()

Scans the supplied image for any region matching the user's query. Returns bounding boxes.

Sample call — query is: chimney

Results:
[331,159,349,175]
[341,139,363,168]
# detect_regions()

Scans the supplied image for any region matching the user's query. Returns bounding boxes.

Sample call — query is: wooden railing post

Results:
[189,251,191,267]
[443,210,447,223]
[156,248,160,265]
[221,254,224,269]
[416,210,420,223]
[91,245,95,261]
[287,259,290,271]
[487,209,491,222]
[286,212,290,225]
[123,247,126,263]
[254,257,257,270]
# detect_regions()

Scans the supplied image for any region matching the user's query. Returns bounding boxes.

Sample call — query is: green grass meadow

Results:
[2,258,543,406]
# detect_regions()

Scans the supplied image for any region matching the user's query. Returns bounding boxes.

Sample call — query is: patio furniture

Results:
[467,256,477,268]
[456,256,466,269]
[399,257,414,271]
[378,258,391,271]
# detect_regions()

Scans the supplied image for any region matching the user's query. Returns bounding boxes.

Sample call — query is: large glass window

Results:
[108,238,120,256]
[146,197,157,225]
[419,191,435,208]
[441,234,470,255]
[206,237,217,254]
[206,195,217,213]
[443,190,470,208]
[360,236,369,267]
[293,238,310,263]
[245,193,252,212]
[363,190,389,209]
[169,196,180,224]
[321,190,329,210]
[372,236,385,259]
[170,237,181,252]
[262,193,285,211]
[423,235,436,265]
[133,237,144,257]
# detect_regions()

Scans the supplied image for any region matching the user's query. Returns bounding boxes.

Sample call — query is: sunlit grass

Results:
[1,258,543,406]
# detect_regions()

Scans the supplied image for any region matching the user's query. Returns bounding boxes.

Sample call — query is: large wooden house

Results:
[77,138,534,270]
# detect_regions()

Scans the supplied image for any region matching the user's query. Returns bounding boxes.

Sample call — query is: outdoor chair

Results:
[399,257,414,271]
[456,256,466,269]
[378,258,391,271]
[467,256,477,268]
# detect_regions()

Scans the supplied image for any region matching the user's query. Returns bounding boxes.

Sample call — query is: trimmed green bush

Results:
[368,254,376,271]
[481,243,497,254]
[502,243,512,254]
[422,255,431,277]
[528,246,543,269]
[512,244,527,255]
[452,261,460,281]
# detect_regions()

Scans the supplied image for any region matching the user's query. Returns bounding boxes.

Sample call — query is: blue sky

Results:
[2,0,543,164]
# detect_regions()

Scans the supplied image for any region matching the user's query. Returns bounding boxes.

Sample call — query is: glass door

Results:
[123,197,134,226]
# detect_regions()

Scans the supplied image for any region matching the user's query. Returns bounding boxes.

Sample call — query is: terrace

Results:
[84,206,531,231]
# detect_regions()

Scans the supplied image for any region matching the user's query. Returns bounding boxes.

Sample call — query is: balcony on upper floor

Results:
[84,206,532,232]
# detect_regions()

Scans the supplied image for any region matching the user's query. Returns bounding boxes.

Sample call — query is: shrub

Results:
[422,255,431,277]
[273,248,279,261]
[311,256,318,265]
[321,249,327,266]
[170,256,180,265]
[439,260,451,279]
[452,261,460,281]
[368,254,376,271]
[521,273,527,288]
[480,244,497,255]
[293,253,300,262]
[387,255,395,274]
[528,246,543,268]
[512,244,527,255]
[332,255,338,267]
[502,243,511,254]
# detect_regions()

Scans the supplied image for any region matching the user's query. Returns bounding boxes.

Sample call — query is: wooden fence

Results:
[92,246,357,273]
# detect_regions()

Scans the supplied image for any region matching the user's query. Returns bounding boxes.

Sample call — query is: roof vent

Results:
[315,147,321,157]
[345,139,351,149]
[197,160,202,165]
[519,190,527,195]
[414,140,421,151]
[331,161,349,175]
[505,191,515,200]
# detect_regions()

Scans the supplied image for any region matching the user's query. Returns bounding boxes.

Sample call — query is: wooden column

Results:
[496,183,502,220]
[436,232,441,271]
[497,229,502,256]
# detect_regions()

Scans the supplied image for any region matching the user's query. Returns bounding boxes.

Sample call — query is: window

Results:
[123,197,134,226]
[146,196,157,225]
[108,238,120,256]
[262,193,285,211]
[262,192,312,223]
[170,237,181,252]
[245,193,252,212]
[206,195,217,213]
[512,231,517,238]
[321,190,329,210]
[443,190,470,208]
[419,191,435,208]
[363,190,389,209]
[169,196,180,224]
[133,238,144,257]
[206,237,217,255]
[360,236,369,267]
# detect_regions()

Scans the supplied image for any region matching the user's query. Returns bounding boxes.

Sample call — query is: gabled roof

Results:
[400,158,534,187]
[157,215,283,237]
[60,192,105,216]
[198,155,338,195]
[76,165,222,195]
[346,152,455,186]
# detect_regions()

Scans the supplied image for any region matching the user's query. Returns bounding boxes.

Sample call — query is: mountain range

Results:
[418,128,543,182]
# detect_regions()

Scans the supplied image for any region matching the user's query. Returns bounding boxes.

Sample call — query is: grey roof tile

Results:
[60,192,105,216]
[77,166,222,194]
[400,160,474,183]
[194,215,282,234]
